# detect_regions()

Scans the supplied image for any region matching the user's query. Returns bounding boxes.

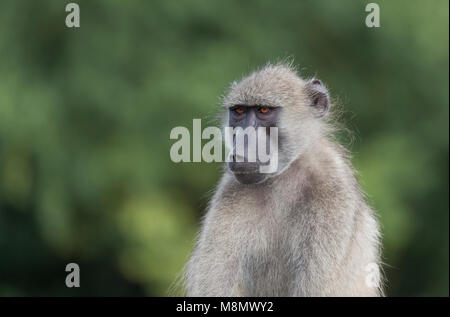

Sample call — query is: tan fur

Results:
[184,63,383,297]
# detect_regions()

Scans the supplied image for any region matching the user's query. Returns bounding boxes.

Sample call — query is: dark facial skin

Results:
[227,105,281,184]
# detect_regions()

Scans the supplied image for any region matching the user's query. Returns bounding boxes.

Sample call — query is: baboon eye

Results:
[233,107,245,115]
[259,106,270,114]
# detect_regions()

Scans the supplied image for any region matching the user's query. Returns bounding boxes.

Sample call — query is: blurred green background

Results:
[0,0,448,296]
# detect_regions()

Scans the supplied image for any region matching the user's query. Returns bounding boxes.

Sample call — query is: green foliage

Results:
[0,0,448,296]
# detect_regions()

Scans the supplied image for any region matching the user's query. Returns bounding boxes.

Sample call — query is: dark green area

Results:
[0,0,448,296]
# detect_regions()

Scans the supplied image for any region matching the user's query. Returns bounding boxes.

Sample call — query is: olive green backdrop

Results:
[0,0,448,296]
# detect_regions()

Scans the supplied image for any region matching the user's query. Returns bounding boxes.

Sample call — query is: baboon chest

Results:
[219,207,297,296]
[240,234,296,296]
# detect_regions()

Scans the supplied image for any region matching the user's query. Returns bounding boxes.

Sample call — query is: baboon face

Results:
[223,64,330,185]
[226,105,282,184]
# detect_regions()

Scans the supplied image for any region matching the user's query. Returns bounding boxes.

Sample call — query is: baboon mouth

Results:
[232,170,259,175]
[234,173,267,185]
[228,166,261,175]
[227,161,262,174]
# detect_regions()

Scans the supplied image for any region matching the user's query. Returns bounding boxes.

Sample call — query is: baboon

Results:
[184,63,382,296]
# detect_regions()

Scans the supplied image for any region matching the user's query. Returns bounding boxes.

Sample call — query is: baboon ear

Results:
[305,78,330,117]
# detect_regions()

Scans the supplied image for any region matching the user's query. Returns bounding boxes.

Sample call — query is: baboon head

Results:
[222,63,331,184]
